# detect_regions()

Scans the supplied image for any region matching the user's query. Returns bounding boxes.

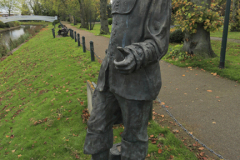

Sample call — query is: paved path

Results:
[62,21,240,160]
[210,37,240,43]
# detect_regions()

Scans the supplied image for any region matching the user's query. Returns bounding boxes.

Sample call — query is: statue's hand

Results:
[114,47,136,75]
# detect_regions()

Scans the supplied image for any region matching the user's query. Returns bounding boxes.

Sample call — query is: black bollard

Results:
[77,33,80,47]
[90,41,95,61]
[75,31,77,42]
[82,36,86,53]
[52,28,55,38]
[69,29,72,38]
[72,30,74,39]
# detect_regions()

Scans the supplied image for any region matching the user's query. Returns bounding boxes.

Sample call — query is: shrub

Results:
[165,44,194,61]
[108,18,112,25]
[230,9,240,32]
[0,21,6,28]
[0,44,8,57]
[169,29,184,43]
[6,22,15,27]
[13,21,21,26]
[5,23,10,28]
[52,20,59,26]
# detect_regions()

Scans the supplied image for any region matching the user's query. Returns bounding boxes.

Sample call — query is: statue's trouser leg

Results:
[84,90,121,159]
[114,94,152,160]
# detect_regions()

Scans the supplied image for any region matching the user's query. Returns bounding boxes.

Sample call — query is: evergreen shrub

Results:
[169,29,184,43]
[108,18,112,25]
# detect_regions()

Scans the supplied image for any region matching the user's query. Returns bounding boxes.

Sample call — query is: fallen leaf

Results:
[207,90,213,92]
[6,109,10,112]
[172,129,179,133]
[150,135,154,138]
[160,102,165,105]
[158,148,162,154]
[216,96,220,98]
[212,122,216,124]
[66,90,69,92]
[12,149,16,153]
[182,74,185,77]
[200,152,205,156]
[160,115,164,118]
[151,140,156,144]
[18,154,22,158]
[6,135,9,138]
[198,147,204,150]
[57,118,60,120]
[170,155,174,158]
[146,154,150,157]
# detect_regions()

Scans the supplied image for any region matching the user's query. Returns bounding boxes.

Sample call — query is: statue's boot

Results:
[91,150,109,160]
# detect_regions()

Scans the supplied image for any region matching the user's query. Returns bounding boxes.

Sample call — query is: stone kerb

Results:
[86,80,96,114]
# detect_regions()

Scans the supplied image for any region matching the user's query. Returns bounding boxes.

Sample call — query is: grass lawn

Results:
[71,23,112,38]
[0,25,198,159]
[163,41,240,82]
[20,21,51,25]
[210,27,240,40]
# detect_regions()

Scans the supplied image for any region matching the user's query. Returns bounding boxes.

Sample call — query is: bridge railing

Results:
[0,15,58,23]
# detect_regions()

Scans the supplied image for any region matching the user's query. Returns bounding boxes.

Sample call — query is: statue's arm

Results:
[125,0,172,70]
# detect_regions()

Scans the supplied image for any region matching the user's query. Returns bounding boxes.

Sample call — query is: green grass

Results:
[20,21,51,25]
[0,25,197,159]
[163,41,240,82]
[71,23,112,38]
[210,26,240,40]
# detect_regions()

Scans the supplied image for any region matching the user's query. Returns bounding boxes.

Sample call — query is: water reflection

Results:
[0,25,37,48]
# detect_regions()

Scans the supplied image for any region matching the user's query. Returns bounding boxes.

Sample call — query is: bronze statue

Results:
[84,0,172,159]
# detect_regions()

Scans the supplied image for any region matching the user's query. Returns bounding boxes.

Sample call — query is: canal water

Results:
[0,25,37,47]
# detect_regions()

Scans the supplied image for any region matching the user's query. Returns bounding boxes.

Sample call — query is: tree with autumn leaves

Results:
[172,0,225,58]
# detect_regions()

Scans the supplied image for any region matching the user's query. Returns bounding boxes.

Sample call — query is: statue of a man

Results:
[84,0,171,159]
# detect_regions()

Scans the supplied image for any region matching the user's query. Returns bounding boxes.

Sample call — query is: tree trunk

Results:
[182,23,216,58]
[78,0,88,29]
[100,0,109,34]
[182,0,216,58]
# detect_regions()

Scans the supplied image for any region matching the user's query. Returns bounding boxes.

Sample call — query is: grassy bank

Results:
[0,25,199,159]
[0,25,46,57]
[71,23,111,38]
[20,21,51,25]
[163,41,240,82]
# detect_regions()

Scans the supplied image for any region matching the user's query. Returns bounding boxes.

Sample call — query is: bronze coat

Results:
[96,0,172,100]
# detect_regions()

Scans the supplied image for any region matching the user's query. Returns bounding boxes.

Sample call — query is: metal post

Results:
[52,28,55,38]
[90,41,95,61]
[75,31,77,42]
[82,36,86,53]
[219,0,231,69]
[72,30,74,39]
[77,33,80,47]
[69,29,72,38]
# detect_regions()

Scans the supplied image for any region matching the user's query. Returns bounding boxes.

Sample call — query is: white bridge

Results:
[0,15,58,23]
